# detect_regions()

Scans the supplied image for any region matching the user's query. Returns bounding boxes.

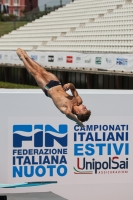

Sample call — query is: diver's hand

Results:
[63,83,71,91]
[76,120,85,128]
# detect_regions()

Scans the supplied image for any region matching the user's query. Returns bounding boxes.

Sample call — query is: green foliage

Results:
[20,10,46,21]
[0,14,17,22]
[0,5,57,37]
[0,81,39,89]
[0,21,28,37]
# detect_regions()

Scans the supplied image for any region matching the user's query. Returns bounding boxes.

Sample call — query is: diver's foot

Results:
[16,48,24,60]
[20,49,28,59]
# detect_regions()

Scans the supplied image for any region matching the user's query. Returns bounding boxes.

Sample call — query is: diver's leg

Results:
[18,48,60,83]
[16,48,60,88]
[16,49,48,88]
[20,48,45,72]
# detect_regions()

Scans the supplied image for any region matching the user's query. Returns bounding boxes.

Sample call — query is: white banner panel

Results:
[0,89,133,200]
[8,116,132,185]
[0,51,133,71]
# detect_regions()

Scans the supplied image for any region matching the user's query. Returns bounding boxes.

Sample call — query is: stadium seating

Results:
[0,0,132,53]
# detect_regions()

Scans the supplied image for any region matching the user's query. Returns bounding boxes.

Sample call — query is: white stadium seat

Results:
[0,0,132,53]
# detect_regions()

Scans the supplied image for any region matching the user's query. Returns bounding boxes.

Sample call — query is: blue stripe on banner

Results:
[0,181,57,188]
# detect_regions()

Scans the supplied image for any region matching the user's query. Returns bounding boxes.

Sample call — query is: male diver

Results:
[16,48,91,127]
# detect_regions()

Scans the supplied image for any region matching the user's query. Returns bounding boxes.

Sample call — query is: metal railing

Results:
[0,66,133,90]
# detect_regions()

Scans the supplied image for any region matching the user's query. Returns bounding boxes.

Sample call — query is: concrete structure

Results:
[0,0,132,53]
[0,0,38,17]
[0,0,133,77]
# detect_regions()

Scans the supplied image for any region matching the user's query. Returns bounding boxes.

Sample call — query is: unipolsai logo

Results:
[12,124,68,179]
[95,57,102,65]
[31,55,38,61]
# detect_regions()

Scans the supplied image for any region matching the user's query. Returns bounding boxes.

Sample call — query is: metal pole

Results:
[45,4,47,14]
[14,19,16,30]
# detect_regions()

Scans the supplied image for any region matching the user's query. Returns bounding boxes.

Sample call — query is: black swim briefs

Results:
[43,80,62,97]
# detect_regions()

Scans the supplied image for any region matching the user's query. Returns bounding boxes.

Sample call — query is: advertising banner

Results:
[0,51,133,72]
[7,116,132,184]
[0,90,133,200]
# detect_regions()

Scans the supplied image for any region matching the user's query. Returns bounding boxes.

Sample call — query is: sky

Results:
[38,0,49,7]
[38,0,49,11]
[38,0,72,11]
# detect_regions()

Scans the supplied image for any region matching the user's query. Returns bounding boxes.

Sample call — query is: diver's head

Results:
[75,105,91,122]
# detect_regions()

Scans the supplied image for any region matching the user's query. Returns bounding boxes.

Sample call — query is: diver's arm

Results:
[63,83,78,97]
[64,110,84,127]
[63,83,83,104]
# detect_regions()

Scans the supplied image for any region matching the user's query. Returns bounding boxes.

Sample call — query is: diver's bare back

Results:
[48,85,78,112]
